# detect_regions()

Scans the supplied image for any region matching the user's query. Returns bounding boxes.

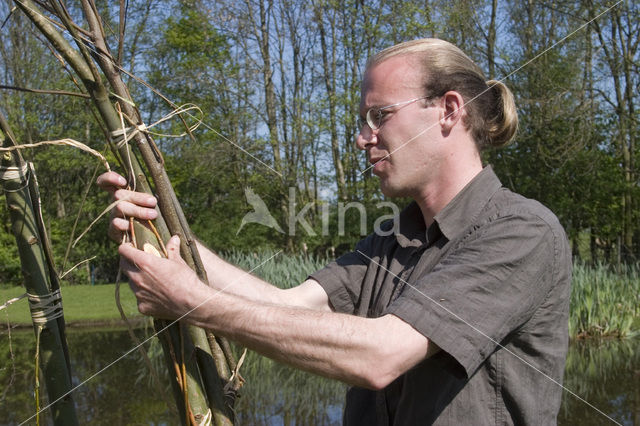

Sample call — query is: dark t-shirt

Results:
[310,166,572,425]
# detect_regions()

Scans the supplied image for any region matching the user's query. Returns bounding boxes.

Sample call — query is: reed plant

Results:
[569,262,639,338]
[222,250,327,290]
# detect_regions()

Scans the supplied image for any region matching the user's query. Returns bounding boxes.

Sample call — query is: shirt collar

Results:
[394,201,427,248]
[434,165,503,241]
[391,166,502,248]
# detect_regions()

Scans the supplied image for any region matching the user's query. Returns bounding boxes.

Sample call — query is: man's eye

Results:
[376,110,390,123]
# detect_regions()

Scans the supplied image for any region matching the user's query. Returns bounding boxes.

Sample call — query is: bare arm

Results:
[195,240,332,312]
[120,239,439,389]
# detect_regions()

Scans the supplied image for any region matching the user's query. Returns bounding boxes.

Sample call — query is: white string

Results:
[108,104,205,149]
[72,197,134,248]
[0,139,110,172]
[27,289,64,326]
[0,163,29,180]
[18,250,283,425]
[356,250,622,426]
[59,256,96,279]
[0,162,30,193]
[110,125,143,149]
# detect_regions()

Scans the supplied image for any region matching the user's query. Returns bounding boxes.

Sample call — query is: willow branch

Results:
[47,0,102,83]
[0,85,90,98]
[117,0,125,67]
[79,0,207,281]
[14,0,95,84]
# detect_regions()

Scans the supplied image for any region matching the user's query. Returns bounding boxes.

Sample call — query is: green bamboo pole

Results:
[11,1,237,424]
[0,114,78,426]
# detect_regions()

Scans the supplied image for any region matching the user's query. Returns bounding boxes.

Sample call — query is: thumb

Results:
[166,235,182,260]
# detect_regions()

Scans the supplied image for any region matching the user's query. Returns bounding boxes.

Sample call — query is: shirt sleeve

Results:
[386,211,561,378]
[309,234,376,314]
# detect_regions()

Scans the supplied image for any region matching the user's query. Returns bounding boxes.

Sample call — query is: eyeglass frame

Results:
[357,95,435,131]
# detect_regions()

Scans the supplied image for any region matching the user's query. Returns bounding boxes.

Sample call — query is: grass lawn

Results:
[0,284,143,326]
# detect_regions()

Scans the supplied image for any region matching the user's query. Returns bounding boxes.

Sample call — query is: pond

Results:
[0,326,638,425]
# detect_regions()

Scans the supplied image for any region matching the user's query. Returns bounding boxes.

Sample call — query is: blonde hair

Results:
[367,38,518,149]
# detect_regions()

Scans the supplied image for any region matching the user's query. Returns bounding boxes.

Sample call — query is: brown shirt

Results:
[311,166,572,425]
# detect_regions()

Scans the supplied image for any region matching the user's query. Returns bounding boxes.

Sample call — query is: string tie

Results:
[109,124,148,149]
[0,162,29,180]
[27,289,64,325]
[109,103,203,150]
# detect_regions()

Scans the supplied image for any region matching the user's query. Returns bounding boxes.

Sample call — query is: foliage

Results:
[222,249,327,289]
[0,0,639,282]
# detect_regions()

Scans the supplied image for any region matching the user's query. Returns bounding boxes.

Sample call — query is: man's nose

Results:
[355,125,376,151]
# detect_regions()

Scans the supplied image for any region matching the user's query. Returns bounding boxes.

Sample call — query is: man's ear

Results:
[439,91,465,132]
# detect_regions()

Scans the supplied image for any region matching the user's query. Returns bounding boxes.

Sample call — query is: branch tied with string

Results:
[0,102,204,261]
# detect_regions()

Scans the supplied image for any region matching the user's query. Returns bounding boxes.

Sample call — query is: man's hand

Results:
[119,234,210,320]
[96,171,159,242]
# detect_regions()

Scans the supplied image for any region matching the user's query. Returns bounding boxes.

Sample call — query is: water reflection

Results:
[559,338,640,425]
[1,327,637,425]
[0,326,174,425]
[0,326,345,425]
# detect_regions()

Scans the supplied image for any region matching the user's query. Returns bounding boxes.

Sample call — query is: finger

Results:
[107,217,130,242]
[166,235,182,260]
[111,217,130,232]
[127,277,139,294]
[119,242,147,267]
[119,251,140,282]
[112,198,158,221]
[114,189,158,207]
[97,172,127,192]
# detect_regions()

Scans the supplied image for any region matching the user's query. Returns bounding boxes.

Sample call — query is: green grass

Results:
[0,283,142,326]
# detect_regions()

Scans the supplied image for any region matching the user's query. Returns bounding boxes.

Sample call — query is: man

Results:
[98,38,571,424]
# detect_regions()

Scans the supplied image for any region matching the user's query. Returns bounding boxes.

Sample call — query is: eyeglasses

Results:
[357,96,432,131]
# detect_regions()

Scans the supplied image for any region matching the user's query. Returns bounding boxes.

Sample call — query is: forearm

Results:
[184,285,432,389]
[195,241,330,311]
[195,241,287,304]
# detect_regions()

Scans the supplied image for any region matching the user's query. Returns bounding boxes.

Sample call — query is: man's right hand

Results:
[96,171,159,242]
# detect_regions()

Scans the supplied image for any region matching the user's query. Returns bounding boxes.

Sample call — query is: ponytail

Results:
[482,80,518,149]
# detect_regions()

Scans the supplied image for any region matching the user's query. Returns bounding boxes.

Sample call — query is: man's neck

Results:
[414,161,483,227]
